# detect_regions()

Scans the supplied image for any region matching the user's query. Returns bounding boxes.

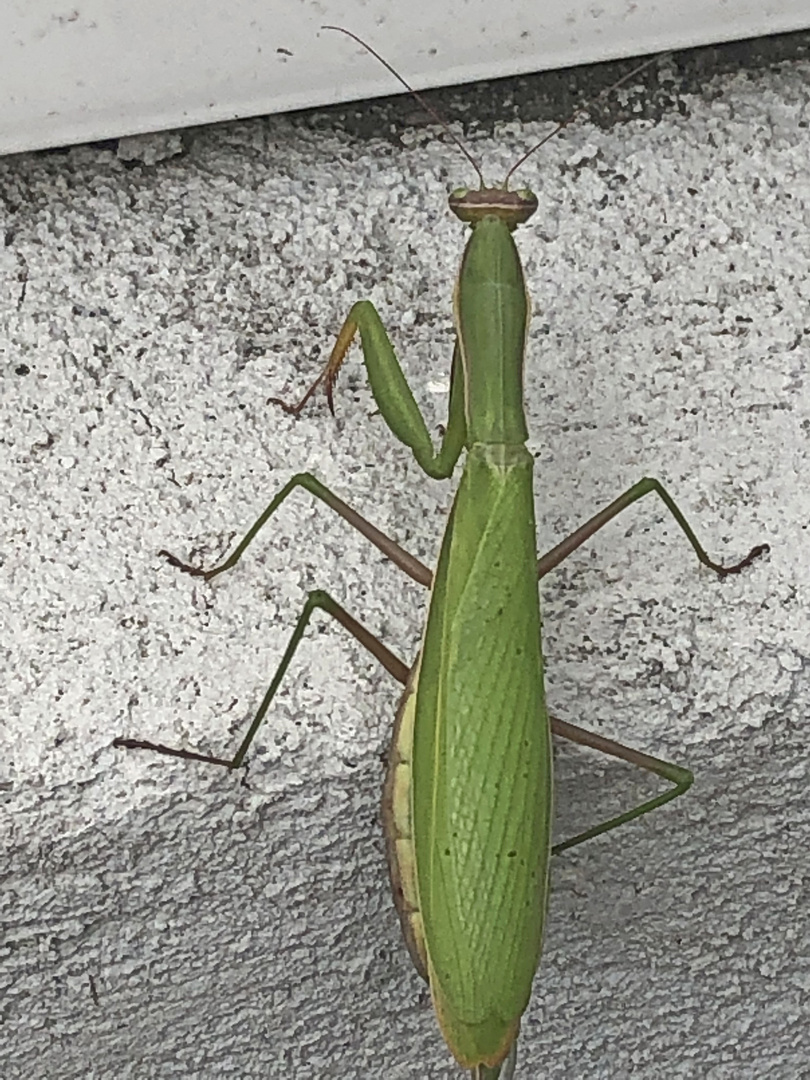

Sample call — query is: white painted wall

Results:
[2,0,809,154]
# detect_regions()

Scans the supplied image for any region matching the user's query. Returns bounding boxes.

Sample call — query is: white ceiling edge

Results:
[2,1,808,156]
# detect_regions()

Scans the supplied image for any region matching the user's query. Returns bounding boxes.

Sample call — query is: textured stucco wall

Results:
[1,39,808,1079]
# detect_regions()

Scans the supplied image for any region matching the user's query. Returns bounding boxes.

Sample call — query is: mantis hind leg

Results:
[548,716,693,854]
[114,590,410,768]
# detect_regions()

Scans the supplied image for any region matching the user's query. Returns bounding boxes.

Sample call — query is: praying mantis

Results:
[115,28,769,1079]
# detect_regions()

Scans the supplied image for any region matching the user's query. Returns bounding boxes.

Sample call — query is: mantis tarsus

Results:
[115,28,769,1079]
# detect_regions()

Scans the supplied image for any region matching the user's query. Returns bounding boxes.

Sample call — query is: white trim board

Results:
[2,1,809,156]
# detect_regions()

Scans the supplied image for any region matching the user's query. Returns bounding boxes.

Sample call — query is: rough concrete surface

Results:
[1,38,808,1080]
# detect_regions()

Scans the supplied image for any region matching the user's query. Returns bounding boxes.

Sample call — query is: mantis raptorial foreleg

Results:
[160,288,766,589]
[270,302,468,481]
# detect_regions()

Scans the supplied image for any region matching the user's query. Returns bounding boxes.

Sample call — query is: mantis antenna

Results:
[323,25,664,190]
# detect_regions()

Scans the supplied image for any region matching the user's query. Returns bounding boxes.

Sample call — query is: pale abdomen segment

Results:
[385,442,552,1069]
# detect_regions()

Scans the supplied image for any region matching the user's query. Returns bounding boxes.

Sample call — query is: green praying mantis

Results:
[115,28,769,1079]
